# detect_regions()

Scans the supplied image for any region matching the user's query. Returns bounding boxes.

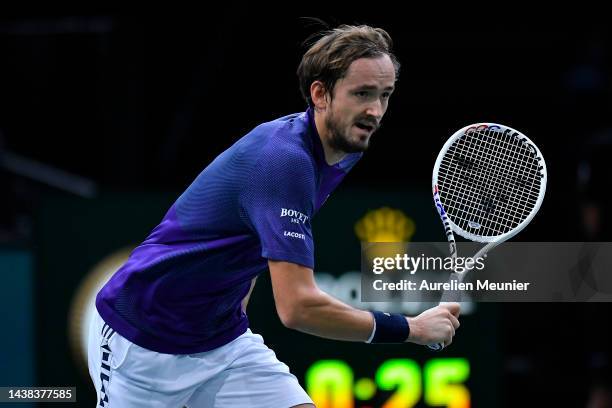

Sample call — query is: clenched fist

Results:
[405,303,461,348]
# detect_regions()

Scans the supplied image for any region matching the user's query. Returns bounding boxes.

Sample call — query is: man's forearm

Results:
[269,260,458,346]
[282,288,374,342]
[269,260,448,344]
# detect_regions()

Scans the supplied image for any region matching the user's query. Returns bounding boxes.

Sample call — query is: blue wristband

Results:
[370,311,410,343]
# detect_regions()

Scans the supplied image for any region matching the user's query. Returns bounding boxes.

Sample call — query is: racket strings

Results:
[442,132,538,235]
[443,129,540,234]
[437,128,543,236]
[457,131,538,224]
[467,130,540,233]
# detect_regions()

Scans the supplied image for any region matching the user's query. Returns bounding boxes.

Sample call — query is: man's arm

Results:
[269,260,460,345]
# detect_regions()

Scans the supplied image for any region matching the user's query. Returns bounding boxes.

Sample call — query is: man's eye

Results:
[382,92,391,99]
[355,91,369,98]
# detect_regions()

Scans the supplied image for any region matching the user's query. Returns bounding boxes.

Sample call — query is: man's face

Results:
[325,55,396,153]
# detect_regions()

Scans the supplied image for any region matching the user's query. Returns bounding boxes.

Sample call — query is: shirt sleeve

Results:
[240,145,316,269]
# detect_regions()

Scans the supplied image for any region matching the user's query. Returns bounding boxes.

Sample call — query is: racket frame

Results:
[427,123,547,350]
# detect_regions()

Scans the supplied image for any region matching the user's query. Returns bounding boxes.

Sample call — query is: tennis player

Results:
[88,24,461,407]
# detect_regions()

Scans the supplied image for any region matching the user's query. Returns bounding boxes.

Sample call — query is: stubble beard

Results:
[325,111,370,153]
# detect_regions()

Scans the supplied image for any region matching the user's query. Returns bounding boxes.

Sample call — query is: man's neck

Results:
[313,108,348,165]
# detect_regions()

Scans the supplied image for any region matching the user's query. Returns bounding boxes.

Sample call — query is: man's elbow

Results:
[277,302,306,330]
[276,291,321,330]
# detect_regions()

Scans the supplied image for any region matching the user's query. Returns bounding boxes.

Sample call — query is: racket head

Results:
[432,123,547,243]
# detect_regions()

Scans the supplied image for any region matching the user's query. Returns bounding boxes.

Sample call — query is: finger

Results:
[449,314,460,330]
[441,302,461,317]
[445,335,453,348]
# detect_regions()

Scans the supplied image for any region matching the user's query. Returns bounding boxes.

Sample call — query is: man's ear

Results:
[310,81,329,111]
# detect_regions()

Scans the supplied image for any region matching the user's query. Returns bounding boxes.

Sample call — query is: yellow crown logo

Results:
[354,207,415,242]
[355,207,416,262]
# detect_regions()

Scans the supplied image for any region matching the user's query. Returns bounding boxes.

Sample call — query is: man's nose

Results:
[366,99,383,119]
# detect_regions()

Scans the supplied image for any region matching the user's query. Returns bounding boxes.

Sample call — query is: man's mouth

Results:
[354,121,376,132]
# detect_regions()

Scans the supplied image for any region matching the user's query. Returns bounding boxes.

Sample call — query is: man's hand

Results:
[405,303,461,347]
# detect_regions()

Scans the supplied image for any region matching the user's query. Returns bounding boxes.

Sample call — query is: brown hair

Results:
[297,24,400,107]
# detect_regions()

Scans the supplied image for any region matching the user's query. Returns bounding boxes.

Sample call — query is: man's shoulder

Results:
[251,111,308,139]
[252,112,314,163]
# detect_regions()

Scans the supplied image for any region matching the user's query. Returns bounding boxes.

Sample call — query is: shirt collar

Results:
[305,106,328,169]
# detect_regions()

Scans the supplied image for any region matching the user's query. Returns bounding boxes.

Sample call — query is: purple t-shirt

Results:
[96,108,361,354]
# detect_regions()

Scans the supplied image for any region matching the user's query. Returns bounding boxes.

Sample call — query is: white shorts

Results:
[87,308,313,407]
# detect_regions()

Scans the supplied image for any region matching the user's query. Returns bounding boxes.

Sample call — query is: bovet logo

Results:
[280,208,309,224]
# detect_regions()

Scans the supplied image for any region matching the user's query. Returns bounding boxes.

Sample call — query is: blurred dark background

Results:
[1,10,611,408]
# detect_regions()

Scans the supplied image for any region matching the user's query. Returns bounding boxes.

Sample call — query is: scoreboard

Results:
[306,358,470,408]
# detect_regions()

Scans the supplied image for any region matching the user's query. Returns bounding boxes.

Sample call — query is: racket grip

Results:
[427,342,443,351]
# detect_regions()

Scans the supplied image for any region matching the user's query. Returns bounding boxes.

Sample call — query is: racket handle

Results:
[427,342,444,351]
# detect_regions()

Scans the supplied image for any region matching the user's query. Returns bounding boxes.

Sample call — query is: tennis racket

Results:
[427,123,547,350]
